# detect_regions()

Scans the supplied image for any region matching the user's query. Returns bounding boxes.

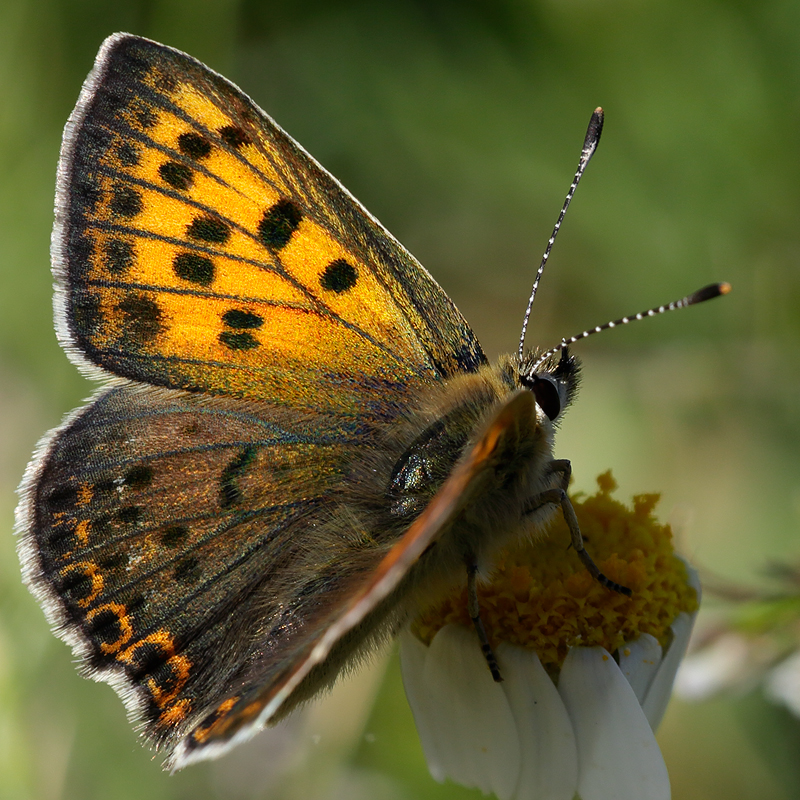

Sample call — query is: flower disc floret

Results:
[412,471,697,671]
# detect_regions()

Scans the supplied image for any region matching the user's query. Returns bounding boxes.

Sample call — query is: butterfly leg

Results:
[526,476,633,597]
[466,559,503,682]
[548,458,572,491]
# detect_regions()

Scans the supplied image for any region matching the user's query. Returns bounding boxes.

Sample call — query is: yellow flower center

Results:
[412,471,698,672]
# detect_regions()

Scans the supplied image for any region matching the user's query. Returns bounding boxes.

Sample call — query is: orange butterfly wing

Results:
[20,32,492,768]
[55,33,484,417]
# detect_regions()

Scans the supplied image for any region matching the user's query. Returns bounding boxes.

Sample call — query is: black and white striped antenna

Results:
[518,107,730,370]
[518,107,604,363]
[531,282,731,373]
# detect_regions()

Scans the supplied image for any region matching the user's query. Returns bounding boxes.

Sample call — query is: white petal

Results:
[618,634,662,706]
[402,626,521,799]
[559,647,670,800]
[642,612,696,730]
[497,643,578,800]
[765,650,800,717]
[399,630,446,781]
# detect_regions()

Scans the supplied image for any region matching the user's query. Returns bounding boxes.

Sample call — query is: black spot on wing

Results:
[110,185,143,218]
[161,525,189,548]
[219,331,258,351]
[104,239,135,275]
[174,556,201,584]
[116,505,142,525]
[258,199,301,250]
[220,446,257,508]
[124,465,154,489]
[177,132,212,159]
[45,485,79,513]
[222,310,263,329]
[58,567,95,605]
[173,252,215,286]
[320,259,357,293]
[99,551,128,571]
[219,125,251,148]
[159,161,194,190]
[93,478,116,493]
[187,216,230,244]
[118,294,163,343]
[87,607,126,646]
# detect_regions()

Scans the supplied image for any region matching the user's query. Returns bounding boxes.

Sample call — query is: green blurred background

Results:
[1,0,799,798]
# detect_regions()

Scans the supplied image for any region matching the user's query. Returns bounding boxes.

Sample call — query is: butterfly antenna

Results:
[532,282,732,372]
[518,107,605,363]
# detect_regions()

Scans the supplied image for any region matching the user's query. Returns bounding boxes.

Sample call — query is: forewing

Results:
[55,33,485,418]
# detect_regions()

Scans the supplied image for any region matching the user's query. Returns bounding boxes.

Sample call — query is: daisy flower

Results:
[401,471,698,800]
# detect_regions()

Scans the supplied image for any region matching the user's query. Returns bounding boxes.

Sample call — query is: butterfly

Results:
[16,33,728,770]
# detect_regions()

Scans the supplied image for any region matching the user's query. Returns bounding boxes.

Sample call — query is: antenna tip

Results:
[689,282,732,304]
[584,108,604,152]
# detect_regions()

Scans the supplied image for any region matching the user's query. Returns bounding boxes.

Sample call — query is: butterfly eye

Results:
[525,373,562,421]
